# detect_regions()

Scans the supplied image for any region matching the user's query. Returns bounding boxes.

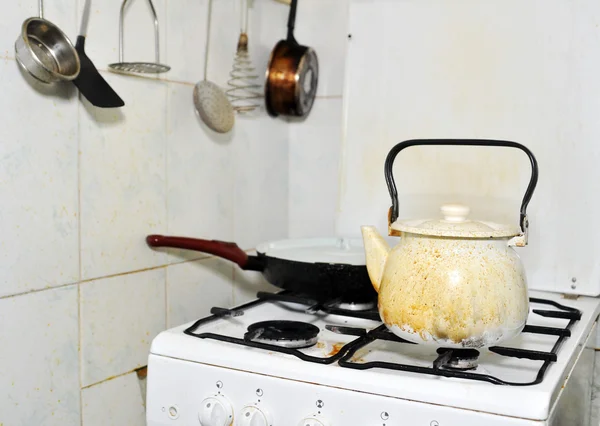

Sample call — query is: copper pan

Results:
[265,0,318,118]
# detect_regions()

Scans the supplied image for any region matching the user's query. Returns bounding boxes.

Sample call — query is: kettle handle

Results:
[384,139,539,234]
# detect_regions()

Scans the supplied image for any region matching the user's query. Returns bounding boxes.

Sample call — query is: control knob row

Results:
[199,394,329,426]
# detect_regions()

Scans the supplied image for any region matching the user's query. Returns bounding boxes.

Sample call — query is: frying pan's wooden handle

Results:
[146,235,253,269]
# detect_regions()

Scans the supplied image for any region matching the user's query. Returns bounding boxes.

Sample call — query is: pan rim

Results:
[255,237,366,266]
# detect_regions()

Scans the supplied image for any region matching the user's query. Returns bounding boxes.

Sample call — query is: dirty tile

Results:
[167,257,234,327]
[80,268,166,387]
[0,286,79,426]
[82,372,145,426]
[165,82,233,263]
[0,59,78,297]
[591,351,600,425]
[79,72,167,280]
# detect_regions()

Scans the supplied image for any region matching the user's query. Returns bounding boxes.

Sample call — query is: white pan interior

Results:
[255,238,366,265]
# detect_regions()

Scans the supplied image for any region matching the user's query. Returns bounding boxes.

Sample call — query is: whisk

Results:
[226,0,262,113]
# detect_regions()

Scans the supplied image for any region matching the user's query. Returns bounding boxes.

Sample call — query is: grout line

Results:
[81,366,147,390]
[76,61,84,426]
[0,281,80,300]
[165,265,170,329]
[164,67,170,330]
[0,250,259,301]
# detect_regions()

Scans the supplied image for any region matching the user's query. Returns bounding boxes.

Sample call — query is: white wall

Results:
[0,0,303,424]
[338,0,600,297]
[288,1,350,239]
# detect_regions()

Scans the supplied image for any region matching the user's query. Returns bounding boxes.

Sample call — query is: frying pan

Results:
[146,235,375,302]
[264,0,318,118]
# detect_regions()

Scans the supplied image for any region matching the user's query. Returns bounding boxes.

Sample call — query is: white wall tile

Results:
[77,0,167,76]
[0,286,79,426]
[80,72,167,280]
[165,82,234,263]
[232,115,289,250]
[80,268,166,387]
[0,59,79,297]
[167,257,233,327]
[82,372,145,426]
[165,0,209,84]
[591,351,600,426]
[288,98,342,238]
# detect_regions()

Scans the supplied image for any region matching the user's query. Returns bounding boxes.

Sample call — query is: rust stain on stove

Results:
[328,343,345,356]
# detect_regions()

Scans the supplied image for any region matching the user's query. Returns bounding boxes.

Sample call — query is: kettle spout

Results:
[361,226,391,293]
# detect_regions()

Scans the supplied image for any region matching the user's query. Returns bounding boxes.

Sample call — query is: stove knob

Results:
[198,395,234,426]
[239,405,272,426]
[297,415,330,426]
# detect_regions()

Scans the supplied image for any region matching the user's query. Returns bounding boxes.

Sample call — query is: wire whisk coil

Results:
[227,33,262,113]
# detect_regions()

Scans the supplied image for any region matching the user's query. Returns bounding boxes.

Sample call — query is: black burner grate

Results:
[183,291,582,386]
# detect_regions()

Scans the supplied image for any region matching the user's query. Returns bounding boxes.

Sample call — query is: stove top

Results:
[150,290,600,420]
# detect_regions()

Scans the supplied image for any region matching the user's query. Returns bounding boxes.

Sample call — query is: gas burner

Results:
[435,348,480,371]
[244,321,320,349]
[335,300,377,312]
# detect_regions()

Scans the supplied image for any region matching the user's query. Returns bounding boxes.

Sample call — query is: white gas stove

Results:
[146,290,600,426]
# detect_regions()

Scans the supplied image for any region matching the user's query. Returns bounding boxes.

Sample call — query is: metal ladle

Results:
[108,0,170,74]
[15,0,81,84]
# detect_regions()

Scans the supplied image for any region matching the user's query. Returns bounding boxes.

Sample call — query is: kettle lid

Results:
[390,204,521,238]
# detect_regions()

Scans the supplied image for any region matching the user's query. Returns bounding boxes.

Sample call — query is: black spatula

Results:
[72,0,124,108]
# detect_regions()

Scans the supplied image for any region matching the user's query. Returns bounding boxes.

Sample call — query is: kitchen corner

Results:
[0,0,347,424]
[4,0,600,425]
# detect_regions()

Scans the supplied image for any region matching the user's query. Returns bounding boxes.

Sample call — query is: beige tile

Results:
[82,372,145,426]
[0,286,79,426]
[166,82,234,263]
[0,59,79,297]
[80,268,166,387]
[80,73,167,279]
[167,257,234,327]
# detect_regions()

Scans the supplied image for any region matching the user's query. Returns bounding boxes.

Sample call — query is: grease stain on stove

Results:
[328,343,345,357]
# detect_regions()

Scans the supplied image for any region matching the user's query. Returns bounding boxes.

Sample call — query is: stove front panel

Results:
[146,354,543,426]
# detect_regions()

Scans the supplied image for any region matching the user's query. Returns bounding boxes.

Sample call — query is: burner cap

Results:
[244,321,320,349]
[436,348,480,370]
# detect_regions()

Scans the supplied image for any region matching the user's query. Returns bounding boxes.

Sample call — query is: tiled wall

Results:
[0,0,348,424]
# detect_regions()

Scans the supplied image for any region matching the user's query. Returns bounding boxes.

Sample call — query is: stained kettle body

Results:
[363,139,539,348]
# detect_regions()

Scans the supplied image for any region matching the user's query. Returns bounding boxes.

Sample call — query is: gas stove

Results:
[147,290,600,426]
